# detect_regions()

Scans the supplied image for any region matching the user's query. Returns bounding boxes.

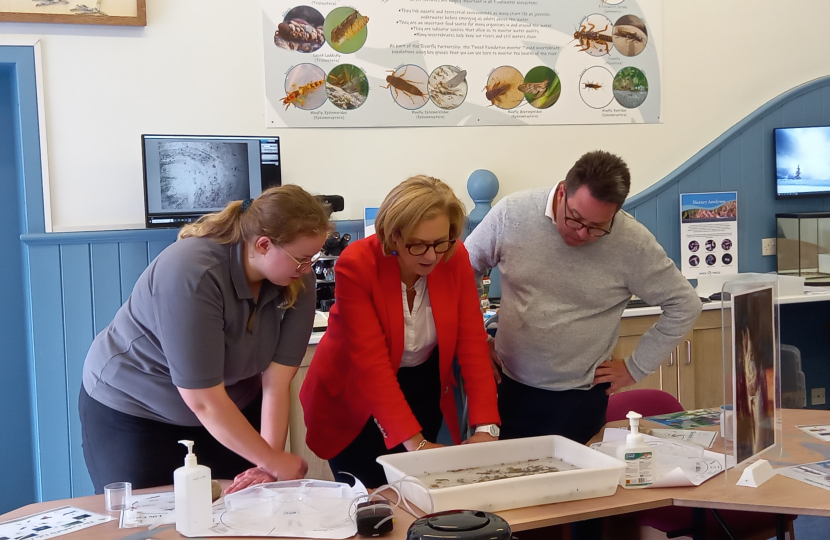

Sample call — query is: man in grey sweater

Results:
[465,150,702,444]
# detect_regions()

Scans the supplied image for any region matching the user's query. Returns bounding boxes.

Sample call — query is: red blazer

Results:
[300,235,500,460]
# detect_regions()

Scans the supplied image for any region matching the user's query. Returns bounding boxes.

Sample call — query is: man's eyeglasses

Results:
[562,190,615,237]
[404,239,456,256]
[277,244,322,271]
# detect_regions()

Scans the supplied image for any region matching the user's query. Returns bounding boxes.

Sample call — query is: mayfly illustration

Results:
[574,21,613,54]
[614,27,644,43]
[282,79,324,110]
[518,80,549,97]
[382,67,427,105]
[330,10,369,46]
[582,81,603,90]
[484,80,511,106]
[442,69,467,90]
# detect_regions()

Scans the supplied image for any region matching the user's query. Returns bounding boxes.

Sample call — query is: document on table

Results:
[0,505,111,540]
[648,428,718,448]
[120,492,176,528]
[644,408,721,429]
[796,424,830,442]
[778,460,830,491]
[598,428,734,488]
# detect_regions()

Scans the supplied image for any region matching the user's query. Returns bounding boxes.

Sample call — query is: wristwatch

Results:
[474,423,500,437]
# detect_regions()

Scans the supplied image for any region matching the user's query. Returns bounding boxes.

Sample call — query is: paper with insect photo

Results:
[0,506,112,540]
[796,424,830,443]
[261,0,663,127]
[679,192,738,279]
[778,460,830,492]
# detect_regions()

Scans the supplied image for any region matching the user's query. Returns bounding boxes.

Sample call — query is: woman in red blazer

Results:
[300,176,500,487]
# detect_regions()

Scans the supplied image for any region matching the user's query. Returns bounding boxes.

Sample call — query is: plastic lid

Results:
[179,439,198,467]
[426,511,490,532]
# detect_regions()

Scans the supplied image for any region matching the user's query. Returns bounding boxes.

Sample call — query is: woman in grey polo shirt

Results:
[79,185,330,494]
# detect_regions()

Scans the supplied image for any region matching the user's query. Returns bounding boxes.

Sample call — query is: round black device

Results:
[406,510,511,540]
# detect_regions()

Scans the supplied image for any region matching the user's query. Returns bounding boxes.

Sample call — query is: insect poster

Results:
[261,0,662,127]
[679,191,738,279]
[731,285,777,464]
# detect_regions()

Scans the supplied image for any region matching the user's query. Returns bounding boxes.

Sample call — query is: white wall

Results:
[2,0,829,231]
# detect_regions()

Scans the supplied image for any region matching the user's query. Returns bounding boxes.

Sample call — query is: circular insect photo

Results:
[275,6,325,53]
[601,0,625,4]
[484,66,524,110]
[283,64,327,111]
[428,65,468,110]
[579,66,614,109]
[705,239,716,251]
[324,6,369,54]
[689,240,700,253]
[706,254,717,266]
[689,255,700,267]
[723,253,733,265]
[574,14,614,57]
[326,64,368,110]
[613,15,648,57]
[722,239,733,251]
[385,65,429,110]
[521,66,561,110]
[613,66,648,108]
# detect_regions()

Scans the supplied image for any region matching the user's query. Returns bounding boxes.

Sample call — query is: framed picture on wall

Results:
[0,0,146,26]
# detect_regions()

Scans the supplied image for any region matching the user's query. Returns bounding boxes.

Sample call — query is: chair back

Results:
[607,389,683,422]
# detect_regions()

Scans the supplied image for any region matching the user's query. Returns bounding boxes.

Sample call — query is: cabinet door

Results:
[676,333,695,410]
[692,326,725,410]
[612,334,678,397]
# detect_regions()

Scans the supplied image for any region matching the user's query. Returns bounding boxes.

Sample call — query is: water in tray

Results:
[420,457,580,489]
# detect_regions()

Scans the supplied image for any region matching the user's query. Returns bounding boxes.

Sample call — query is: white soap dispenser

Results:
[615,411,653,489]
[174,439,213,536]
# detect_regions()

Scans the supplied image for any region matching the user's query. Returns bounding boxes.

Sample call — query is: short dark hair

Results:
[564,150,631,208]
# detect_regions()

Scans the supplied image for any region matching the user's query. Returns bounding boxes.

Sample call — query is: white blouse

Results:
[399,277,438,368]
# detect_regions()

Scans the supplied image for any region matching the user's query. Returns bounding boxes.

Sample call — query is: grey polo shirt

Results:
[82,237,316,426]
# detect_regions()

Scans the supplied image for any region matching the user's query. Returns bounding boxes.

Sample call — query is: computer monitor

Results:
[142,134,281,228]
[774,126,830,199]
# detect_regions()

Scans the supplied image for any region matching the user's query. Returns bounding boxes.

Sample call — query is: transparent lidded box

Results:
[776,212,830,283]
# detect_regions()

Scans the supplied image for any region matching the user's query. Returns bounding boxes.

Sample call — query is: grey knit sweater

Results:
[465,187,702,390]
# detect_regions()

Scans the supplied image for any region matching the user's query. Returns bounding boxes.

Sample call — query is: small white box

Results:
[777,274,805,297]
[376,436,624,513]
[819,253,830,274]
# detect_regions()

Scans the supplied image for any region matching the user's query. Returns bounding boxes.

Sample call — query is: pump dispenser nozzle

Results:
[626,411,645,445]
[179,439,198,467]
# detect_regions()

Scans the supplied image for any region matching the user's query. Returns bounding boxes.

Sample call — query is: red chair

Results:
[607,390,796,540]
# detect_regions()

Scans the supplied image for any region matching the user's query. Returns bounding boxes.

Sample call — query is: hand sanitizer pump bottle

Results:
[616,411,653,489]
[174,440,213,536]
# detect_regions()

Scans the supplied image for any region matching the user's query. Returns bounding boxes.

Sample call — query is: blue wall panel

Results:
[90,243,123,335]
[59,244,95,497]
[118,242,148,303]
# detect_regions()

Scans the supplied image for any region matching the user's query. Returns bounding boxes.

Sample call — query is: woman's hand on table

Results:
[261,451,309,482]
[225,466,276,494]
[461,432,498,445]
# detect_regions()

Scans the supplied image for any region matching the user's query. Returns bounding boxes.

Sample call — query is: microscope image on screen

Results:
[158,141,250,210]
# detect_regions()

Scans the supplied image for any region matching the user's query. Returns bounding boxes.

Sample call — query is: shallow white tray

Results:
[376,435,624,513]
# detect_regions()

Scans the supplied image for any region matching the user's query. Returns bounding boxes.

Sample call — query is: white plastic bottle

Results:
[615,411,653,489]
[174,440,213,536]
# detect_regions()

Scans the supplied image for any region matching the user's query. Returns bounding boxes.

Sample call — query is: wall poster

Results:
[680,192,738,279]
[261,0,662,127]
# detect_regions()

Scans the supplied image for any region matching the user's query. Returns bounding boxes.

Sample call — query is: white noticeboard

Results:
[679,192,738,279]
[261,0,663,127]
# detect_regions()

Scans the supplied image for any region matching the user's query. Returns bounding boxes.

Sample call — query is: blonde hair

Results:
[375,175,466,259]
[179,184,331,306]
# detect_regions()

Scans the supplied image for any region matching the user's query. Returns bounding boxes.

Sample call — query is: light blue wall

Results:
[0,47,38,514]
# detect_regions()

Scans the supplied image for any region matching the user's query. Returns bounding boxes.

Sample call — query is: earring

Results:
[392,250,399,256]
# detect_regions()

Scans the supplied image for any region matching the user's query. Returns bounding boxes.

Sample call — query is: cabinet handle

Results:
[658,365,663,391]
[685,340,692,365]
[676,346,681,403]
[669,350,674,366]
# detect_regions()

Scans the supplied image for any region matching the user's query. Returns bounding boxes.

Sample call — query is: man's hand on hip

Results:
[592,357,636,395]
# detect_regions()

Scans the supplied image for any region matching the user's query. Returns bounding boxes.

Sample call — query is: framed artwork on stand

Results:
[0,0,146,26]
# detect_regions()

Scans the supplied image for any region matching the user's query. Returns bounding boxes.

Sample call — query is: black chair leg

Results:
[776,514,787,540]
[710,509,739,540]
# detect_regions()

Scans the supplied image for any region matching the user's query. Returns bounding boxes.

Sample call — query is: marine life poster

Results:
[261,0,662,127]
[680,192,738,279]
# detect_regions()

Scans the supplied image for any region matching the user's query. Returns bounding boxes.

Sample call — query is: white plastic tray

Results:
[376,435,624,513]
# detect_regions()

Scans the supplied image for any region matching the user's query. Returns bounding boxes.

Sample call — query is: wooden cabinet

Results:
[288,344,335,481]
[612,309,723,410]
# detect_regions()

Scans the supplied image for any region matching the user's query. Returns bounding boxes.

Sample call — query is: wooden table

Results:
[3,409,828,540]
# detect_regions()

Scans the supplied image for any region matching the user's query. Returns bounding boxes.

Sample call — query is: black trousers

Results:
[497,374,610,444]
[79,387,261,493]
[328,348,443,489]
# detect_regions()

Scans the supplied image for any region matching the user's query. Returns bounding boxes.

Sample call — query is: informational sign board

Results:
[680,192,738,279]
[261,0,662,127]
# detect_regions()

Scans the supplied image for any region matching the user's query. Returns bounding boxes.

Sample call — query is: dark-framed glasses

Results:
[404,239,456,256]
[563,190,615,237]
[278,245,322,271]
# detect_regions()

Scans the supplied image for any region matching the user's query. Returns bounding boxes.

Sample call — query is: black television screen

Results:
[142,134,281,228]
[775,126,830,198]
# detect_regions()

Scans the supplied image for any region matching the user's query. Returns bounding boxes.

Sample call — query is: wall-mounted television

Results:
[774,126,830,199]
[142,134,281,228]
